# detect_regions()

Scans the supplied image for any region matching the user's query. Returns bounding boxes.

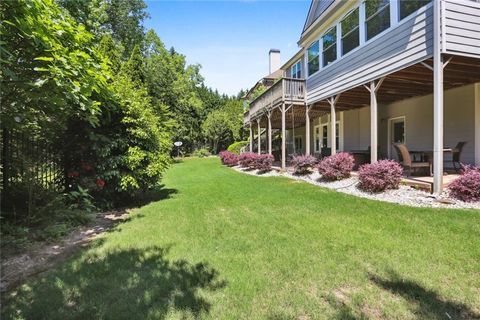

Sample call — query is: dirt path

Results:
[0,211,130,293]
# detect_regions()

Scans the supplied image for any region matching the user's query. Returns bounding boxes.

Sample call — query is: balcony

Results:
[244,78,305,124]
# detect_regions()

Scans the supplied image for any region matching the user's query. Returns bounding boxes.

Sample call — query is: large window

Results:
[291,60,302,79]
[307,41,319,76]
[365,0,390,41]
[399,0,431,20]
[322,26,337,67]
[341,8,359,55]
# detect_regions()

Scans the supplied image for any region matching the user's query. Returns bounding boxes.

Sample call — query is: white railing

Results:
[247,78,305,121]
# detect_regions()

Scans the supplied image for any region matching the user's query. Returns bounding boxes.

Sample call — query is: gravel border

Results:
[232,166,480,210]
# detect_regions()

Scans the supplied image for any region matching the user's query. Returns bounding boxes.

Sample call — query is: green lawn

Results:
[2,157,480,319]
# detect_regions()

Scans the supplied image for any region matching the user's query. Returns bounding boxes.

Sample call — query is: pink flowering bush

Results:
[239,152,257,169]
[252,154,274,172]
[358,160,403,193]
[218,151,238,167]
[448,165,480,202]
[317,152,354,181]
[291,155,318,175]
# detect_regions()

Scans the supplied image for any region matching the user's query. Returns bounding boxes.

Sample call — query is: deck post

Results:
[327,96,340,155]
[281,103,286,170]
[433,0,444,194]
[364,78,384,163]
[370,80,378,163]
[267,110,272,155]
[257,119,261,154]
[249,123,253,152]
[305,105,311,155]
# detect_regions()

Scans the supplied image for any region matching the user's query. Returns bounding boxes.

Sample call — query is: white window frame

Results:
[290,60,302,79]
[319,113,344,152]
[314,124,322,153]
[294,135,303,154]
[322,26,337,67]
[387,116,406,159]
[307,40,321,77]
[341,7,360,56]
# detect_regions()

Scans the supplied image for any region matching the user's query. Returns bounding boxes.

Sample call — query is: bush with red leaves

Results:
[252,154,274,172]
[291,155,318,175]
[317,152,354,181]
[448,165,480,202]
[218,151,239,167]
[358,160,403,193]
[238,152,257,169]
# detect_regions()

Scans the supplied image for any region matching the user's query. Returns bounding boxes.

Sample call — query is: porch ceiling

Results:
[310,54,480,111]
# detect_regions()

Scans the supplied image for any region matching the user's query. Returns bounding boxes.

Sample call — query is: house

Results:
[243,0,480,194]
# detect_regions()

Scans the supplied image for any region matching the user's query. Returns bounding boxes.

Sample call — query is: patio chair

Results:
[451,141,467,173]
[393,143,432,176]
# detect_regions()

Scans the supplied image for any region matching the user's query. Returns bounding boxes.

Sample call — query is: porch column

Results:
[364,78,384,163]
[267,111,272,155]
[327,96,340,155]
[305,105,311,155]
[257,119,261,155]
[433,0,444,194]
[249,123,253,152]
[281,103,286,170]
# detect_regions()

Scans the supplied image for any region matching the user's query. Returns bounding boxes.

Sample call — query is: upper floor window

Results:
[308,41,319,76]
[365,0,390,41]
[341,8,359,55]
[291,60,302,79]
[322,26,337,67]
[399,0,431,20]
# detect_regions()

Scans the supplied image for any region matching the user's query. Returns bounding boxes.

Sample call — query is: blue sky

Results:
[144,1,311,96]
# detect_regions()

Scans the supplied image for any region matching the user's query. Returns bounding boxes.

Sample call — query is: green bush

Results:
[227,141,248,155]
[192,148,211,158]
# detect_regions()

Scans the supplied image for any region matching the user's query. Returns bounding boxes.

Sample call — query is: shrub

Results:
[317,152,354,181]
[239,152,257,169]
[290,155,318,175]
[218,150,239,167]
[448,165,480,202]
[252,154,274,172]
[227,141,249,155]
[192,148,211,158]
[358,160,403,193]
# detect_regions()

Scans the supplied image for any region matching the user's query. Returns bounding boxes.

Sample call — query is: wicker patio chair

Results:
[393,143,432,176]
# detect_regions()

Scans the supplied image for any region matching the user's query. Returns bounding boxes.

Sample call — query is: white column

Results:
[433,0,444,194]
[305,106,311,155]
[330,100,336,155]
[257,119,261,155]
[249,123,253,152]
[475,83,480,166]
[359,1,366,45]
[370,80,378,163]
[267,112,272,155]
[281,104,286,169]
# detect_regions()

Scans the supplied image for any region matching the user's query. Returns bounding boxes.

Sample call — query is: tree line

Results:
[1,0,245,214]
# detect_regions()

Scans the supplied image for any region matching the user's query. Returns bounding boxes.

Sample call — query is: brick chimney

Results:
[269,49,281,74]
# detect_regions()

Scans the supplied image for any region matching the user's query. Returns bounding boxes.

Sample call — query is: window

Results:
[291,60,302,79]
[399,0,431,20]
[365,0,390,41]
[322,125,328,148]
[322,26,337,67]
[307,41,320,76]
[335,123,340,150]
[294,136,303,153]
[314,126,321,152]
[341,8,359,55]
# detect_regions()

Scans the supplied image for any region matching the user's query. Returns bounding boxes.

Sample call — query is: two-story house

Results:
[243,0,480,194]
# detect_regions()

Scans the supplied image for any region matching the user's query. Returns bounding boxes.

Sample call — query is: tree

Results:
[202,110,234,154]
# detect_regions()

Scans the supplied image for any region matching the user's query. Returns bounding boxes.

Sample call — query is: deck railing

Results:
[246,78,305,122]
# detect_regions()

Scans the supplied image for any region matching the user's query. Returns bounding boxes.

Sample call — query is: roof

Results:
[280,49,304,70]
[302,0,336,36]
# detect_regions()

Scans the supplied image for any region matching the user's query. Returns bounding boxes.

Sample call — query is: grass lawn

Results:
[2,157,480,319]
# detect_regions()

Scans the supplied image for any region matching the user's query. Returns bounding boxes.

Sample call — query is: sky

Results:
[144,1,311,96]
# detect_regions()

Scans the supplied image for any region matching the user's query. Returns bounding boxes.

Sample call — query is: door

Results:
[389,117,405,159]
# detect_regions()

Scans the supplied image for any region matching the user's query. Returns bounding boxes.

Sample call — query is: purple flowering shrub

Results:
[358,160,403,193]
[239,152,257,169]
[448,165,480,202]
[218,151,238,167]
[317,152,354,181]
[252,154,274,172]
[291,155,318,175]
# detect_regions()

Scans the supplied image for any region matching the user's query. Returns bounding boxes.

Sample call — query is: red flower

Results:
[81,162,93,172]
[96,179,105,188]
[67,171,80,178]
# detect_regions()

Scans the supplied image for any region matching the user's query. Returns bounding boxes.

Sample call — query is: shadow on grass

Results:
[369,270,480,319]
[2,246,227,319]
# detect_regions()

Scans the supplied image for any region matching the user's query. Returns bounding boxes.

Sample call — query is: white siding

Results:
[306,4,433,104]
[444,0,480,58]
